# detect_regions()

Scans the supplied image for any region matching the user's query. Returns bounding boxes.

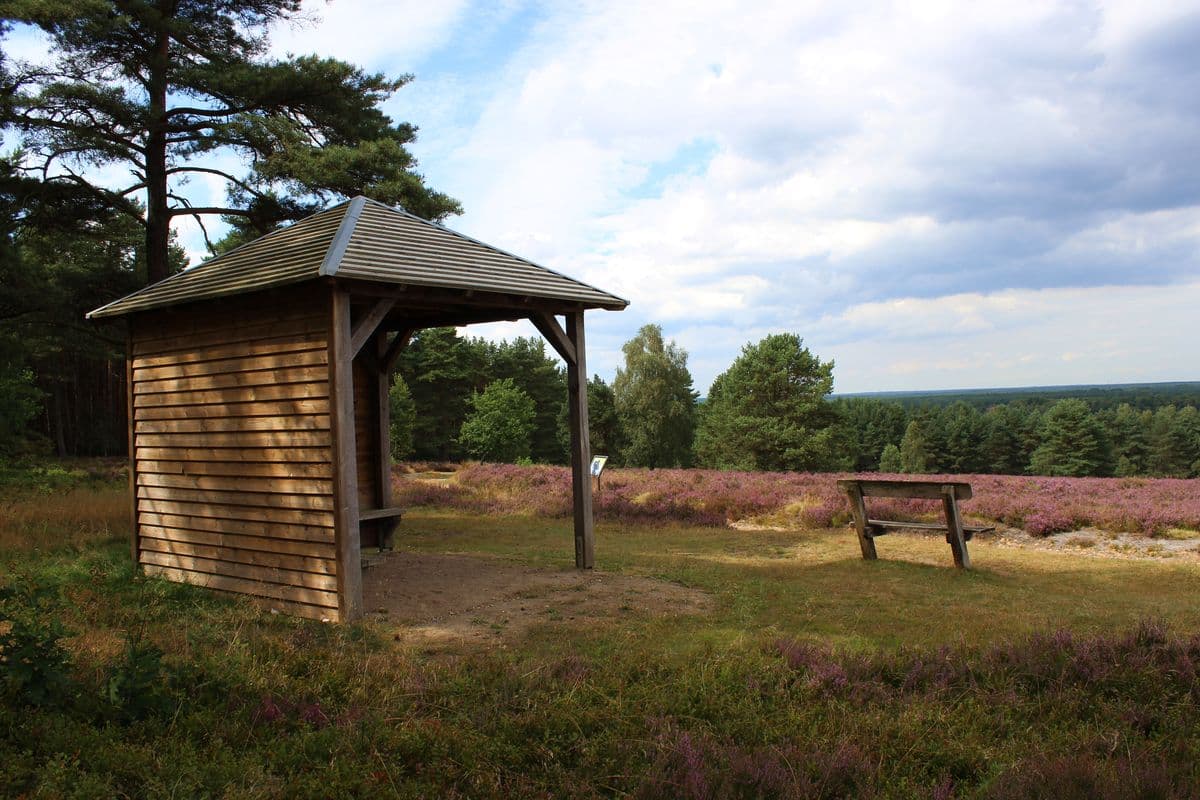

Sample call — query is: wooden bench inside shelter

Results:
[836,479,995,569]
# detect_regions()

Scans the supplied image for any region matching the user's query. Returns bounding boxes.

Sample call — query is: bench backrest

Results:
[836,479,973,501]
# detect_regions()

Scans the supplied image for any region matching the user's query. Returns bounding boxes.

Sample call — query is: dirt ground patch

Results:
[362,552,713,647]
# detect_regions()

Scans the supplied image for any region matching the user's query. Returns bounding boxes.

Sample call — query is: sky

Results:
[10,1,1200,394]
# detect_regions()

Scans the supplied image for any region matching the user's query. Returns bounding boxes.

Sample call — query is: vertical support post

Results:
[330,289,363,621]
[566,311,594,569]
[942,486,971,570]
[375,330,396,551]
[126,323,140,569]
[845,483,877,560]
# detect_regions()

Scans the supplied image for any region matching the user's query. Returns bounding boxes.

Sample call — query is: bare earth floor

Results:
[361,552,712,646]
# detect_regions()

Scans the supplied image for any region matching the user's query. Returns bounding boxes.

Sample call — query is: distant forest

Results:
[834,383,1200,479]
[839,382,1200,413]
[385,328,1200,480]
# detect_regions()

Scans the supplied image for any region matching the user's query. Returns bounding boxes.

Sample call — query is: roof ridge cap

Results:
[319,196,367,276]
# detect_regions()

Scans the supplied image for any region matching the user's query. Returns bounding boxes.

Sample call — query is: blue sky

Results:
[11,1,1200,393]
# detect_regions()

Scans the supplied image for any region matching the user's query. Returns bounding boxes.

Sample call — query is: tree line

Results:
[389,324,1200,480]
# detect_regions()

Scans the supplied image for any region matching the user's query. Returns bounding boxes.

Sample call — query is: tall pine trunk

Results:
[144,17,171,286]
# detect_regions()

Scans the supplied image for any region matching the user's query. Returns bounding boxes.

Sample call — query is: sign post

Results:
[590,455,608,493]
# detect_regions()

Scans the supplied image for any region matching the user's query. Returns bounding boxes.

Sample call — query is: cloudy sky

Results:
[15,1,1200,393]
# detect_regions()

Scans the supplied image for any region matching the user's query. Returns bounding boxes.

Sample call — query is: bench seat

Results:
[359,506,405,522]
[865,519,995,541]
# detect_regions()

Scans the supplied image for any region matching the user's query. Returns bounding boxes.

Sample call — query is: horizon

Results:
[833,378,1200,399]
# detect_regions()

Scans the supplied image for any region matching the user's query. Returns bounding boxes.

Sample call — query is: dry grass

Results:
[0,486,128,553]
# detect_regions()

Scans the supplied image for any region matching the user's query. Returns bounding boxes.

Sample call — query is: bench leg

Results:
[845,486,877,560]
[379,518,398,552]
[941,491,971,569]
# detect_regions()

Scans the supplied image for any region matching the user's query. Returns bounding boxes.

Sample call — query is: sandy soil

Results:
[362,552,712,647]
[733,519,1200,561]
[986,526,1200,560]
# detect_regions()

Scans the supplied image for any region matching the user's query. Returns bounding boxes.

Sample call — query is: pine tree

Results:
[940,401,986,473]
[899,420,930,474]
[694,333,842,471]
[1029,399,1111,477]
[6,0,459,283]
[557,375,623,463]
[388,374,416,461]
[397,328,486,461]
[878,443,903,473]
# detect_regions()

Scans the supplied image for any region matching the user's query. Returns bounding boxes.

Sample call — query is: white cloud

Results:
[814,282,1200,393]
[269,0,471,69]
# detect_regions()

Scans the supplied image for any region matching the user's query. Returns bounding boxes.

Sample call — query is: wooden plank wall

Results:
[129,290,341,621]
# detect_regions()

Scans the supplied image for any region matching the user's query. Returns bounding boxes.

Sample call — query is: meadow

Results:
[2,463,1200,798]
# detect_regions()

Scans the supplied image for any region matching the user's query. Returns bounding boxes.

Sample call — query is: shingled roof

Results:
[87,197,628,319]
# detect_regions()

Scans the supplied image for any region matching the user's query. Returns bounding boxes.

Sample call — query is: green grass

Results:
[399,511,1200,652]
[3,489,1200,798]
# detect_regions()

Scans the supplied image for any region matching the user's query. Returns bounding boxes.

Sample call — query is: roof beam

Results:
[350,297,396,357]
[530,312,576,365]
[381,327,415,373]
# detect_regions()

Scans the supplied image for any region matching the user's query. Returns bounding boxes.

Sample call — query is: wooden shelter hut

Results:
[88,197,628,622]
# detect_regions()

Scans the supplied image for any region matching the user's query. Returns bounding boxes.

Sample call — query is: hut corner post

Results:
[566,311,595,569]
[126,322,140,569]
[330,289,364,622]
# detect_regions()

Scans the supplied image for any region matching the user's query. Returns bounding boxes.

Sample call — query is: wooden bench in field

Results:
[836,479,994,569]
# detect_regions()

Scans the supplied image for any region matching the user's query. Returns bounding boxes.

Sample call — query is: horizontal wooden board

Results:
[142,563,338,609]
[134,313,324,356]
[140,537,335,577]
[135,459,332,480]
[836,479,973,500]
[134,430,331,449]
[133,336,326,370]
[134,382,327,408]
[139,526,336,559]
[137,498,333,527]
[137,472,333,496]
[136,484,334,512]
[135,415,330,435]
[133,366,327,396]
[139,550,338,592]
[133,347,327,381]
[134,399,329,421]
[135,446,331,463]
[137,512,333,541]
[134,328,325,364]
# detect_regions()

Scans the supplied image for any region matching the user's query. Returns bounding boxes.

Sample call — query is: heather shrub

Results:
[981,748,1195,800]
[394,463,1200,536]
[636,723,878,800]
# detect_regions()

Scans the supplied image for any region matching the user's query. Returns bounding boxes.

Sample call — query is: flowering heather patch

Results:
[637,723,876,800]
[773,619,1200,703]
[634,620,1200,799]
[393,464,1200,536]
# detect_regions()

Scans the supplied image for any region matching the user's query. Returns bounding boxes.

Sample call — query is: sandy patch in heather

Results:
[988,526,1200,560]
[362,552,712,647]
[731,519,1200,562]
